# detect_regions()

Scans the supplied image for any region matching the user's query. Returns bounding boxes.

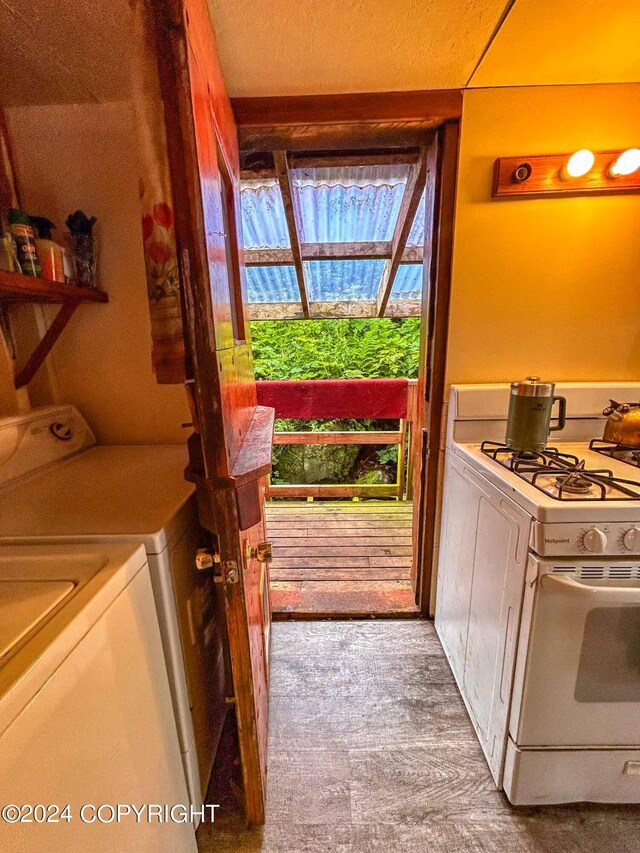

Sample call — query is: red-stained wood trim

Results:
[232,89,463,127]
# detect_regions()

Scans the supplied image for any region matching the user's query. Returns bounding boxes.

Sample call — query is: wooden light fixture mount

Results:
[492,150,640,198]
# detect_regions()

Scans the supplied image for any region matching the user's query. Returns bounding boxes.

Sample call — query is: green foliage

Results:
[250,318,420,381]
[251,317,419,487]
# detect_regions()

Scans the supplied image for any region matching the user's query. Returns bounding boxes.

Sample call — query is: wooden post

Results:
[273,150,310,317]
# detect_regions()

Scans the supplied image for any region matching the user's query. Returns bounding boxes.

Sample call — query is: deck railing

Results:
[256,379,418,500]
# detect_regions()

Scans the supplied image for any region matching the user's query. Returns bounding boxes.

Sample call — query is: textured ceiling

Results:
[0,0,133,106]
[470,0,640,87]
[208,0,509,96]
[3,0,638,108]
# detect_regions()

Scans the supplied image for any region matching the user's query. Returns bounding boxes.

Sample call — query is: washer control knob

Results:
[623,527,640,552]
[49,422,73,441]
[582,527,608,553]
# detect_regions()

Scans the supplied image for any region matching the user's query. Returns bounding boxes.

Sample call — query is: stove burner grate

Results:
[480,441,640,501]
[589,439,640,468]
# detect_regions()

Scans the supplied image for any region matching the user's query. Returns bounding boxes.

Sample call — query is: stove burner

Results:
[590,439,640,469]
[480,441,640,501]
[554,473,593,495]
[512,451,539,462]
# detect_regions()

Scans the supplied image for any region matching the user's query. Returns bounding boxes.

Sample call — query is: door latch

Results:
[195,549,239,584]
[195,548,220,570]
[245,541,273,563]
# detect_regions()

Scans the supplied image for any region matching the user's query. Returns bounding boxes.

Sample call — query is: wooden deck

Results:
[266,501,418,619]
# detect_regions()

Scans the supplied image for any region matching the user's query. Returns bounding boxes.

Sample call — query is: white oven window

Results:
[575,607,640,703]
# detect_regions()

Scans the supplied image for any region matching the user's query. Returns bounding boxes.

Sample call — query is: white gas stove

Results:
[435,382,640,806]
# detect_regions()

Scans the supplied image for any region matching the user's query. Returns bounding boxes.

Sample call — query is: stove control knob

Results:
[582,528,608,553]
[623,527,640,552]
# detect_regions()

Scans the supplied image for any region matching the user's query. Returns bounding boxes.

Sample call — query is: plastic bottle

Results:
[31,216,64,283]
[8,208,40,277]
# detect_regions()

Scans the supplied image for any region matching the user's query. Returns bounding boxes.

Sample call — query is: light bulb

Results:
[608,148,640,177]
[563,149,595,179]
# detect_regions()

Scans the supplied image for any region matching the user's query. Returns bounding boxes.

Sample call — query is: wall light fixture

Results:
[492,149,640,198]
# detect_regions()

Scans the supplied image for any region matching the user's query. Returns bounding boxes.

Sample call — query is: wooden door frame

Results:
[414,121,459,617]
[232,93,461,619]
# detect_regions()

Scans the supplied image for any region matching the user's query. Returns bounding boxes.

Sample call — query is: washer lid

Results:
[0,445,194,552]
[0,581,75,660]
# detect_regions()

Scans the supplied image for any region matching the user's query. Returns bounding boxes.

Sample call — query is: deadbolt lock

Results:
[246,541,273,563]
[196,549,239,584]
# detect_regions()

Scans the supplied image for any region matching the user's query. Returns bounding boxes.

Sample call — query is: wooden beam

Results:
[290,148,421,169]
[273,150,309,317]
[241,123,435,154]
[267,483,399,499]
[377,150,428,317]
[248,299,421,321]
[240,148,421,179]
[232,90,463,127]
[244,243,424,266]
[14,302,77,389]
[273,430,404,445]
[240,168,276,180]
[245,247,292,266]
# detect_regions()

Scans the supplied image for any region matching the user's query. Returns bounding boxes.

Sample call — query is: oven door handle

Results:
[542,573,640,603]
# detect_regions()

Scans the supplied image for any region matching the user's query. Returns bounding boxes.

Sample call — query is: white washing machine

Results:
[0,406,226,811]
[0,542,197,852]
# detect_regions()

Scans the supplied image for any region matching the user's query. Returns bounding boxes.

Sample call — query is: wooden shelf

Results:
[0,269,108,303]
[0,269,109,390]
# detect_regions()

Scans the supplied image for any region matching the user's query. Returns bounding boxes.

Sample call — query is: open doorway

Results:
[238,147,430,618]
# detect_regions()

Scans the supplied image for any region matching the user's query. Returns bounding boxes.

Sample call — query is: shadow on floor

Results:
[198,621,640,853]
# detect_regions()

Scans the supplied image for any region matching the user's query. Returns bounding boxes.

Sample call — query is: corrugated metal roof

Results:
[240,165,425,314]
[407,190,425,246]
[291,165,409,243]
[390,264,423,300]
[246,266,299,303]
[304,259,386,301]
[241,179,290,249]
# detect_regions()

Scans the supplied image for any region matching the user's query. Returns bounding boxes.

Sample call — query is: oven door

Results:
[511,556,640,747]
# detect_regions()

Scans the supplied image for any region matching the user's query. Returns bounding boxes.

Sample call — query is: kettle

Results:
[505,376,567,454]
[602,400,640,448]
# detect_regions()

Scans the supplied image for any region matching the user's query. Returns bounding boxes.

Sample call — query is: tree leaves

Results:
[251,318,420,381]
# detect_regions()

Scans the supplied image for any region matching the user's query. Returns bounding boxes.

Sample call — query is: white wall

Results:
[5,101,190,443]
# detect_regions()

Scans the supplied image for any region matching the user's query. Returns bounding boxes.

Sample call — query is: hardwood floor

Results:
[198,621,640,852]
[266,501,418,618]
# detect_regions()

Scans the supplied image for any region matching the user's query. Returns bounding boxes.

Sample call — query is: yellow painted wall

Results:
[4,102,190,444]
[447,83,640,385]
[0,335,17,414]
